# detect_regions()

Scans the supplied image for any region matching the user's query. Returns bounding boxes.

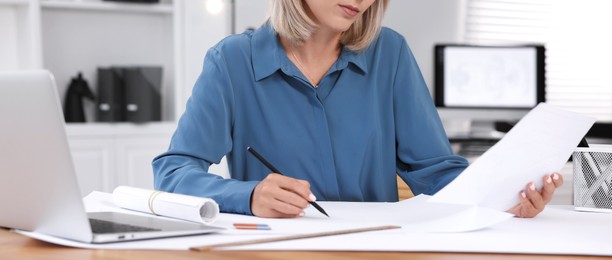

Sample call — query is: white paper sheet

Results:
[228,205,612,256]
[430,103,596,211]
[112,186,219,224]
[303,195,512,233]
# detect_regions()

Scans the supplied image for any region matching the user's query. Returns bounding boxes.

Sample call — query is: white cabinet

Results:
[66,123,231,197]
[66,123,175,196]
[68,136,114,196]
[114,136,169,190]
[1,0,233,195]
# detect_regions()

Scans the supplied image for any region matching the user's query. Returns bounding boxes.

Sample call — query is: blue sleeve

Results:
[152,47,258,215]
[393,38,469,195]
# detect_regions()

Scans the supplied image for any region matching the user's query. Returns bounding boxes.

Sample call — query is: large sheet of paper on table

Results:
[16,191,511,250]
[16,192,612,256]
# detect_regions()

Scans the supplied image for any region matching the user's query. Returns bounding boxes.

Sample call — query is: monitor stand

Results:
[443,119,507,140]
[468,120,507,139]
[446,120,510,158]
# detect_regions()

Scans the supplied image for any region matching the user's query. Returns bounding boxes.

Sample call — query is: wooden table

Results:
[2,228,610,260]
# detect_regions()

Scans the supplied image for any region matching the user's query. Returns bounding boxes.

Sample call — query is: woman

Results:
[153,0,562,218]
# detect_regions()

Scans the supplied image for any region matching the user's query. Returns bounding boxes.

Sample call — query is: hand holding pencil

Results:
[248,147,329,218]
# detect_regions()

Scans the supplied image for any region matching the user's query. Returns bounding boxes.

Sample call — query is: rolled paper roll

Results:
[112,186,219,224]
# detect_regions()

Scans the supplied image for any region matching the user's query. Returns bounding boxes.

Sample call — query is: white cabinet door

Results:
[114,136,171,190]
[68,137,114,196]
[66,123,175,196]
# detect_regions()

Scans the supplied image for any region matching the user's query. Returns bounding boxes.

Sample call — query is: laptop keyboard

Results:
[89,218,161,234]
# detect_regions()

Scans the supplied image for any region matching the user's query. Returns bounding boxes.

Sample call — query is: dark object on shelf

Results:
[64,72,95,123]
[123,67,162,122]
[97,68,124,122]
[96,66,162,123]
[102,0,160,3]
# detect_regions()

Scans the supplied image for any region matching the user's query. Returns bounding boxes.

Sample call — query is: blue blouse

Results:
[153,24,469,215]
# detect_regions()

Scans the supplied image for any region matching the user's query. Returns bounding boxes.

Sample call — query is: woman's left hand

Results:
[506,173,564,218]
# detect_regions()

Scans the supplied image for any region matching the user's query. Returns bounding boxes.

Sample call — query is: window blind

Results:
[464,0,612,122]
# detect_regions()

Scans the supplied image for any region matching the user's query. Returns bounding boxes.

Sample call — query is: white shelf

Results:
[40,0,173,14]
[1,0,231,198]
[0,0,30,5]
[66,122,176,137]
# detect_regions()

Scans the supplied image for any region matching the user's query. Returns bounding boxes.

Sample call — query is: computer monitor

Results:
[434,44,546,138]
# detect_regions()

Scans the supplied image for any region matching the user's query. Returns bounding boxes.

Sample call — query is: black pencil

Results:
[247,146,329,217]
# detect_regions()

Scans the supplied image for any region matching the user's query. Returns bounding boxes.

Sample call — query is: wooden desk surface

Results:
[2,228,610,260]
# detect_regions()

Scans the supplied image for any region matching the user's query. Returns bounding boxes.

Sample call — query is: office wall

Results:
[181,0,232,112]
[234,0,268,33]
[382,0,465,91]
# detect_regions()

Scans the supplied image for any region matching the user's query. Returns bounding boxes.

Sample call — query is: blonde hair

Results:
[268,0,389,52]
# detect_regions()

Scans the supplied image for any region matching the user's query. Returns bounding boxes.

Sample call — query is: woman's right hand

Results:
[250,173,315,218]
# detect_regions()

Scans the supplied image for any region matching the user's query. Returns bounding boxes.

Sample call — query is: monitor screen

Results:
[434,44,546,138]
[435,44,545,109]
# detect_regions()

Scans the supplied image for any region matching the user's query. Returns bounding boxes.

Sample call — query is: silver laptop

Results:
[0,70,223,243]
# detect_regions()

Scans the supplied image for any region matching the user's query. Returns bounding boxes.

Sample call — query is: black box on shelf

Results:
[123,67,162,122]
[96,66,162,123]
[97,68,125,122]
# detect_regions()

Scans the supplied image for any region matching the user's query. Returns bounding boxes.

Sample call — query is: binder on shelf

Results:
[96,68,124,122]
[96,66,162,123]
[124,67,162,122]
